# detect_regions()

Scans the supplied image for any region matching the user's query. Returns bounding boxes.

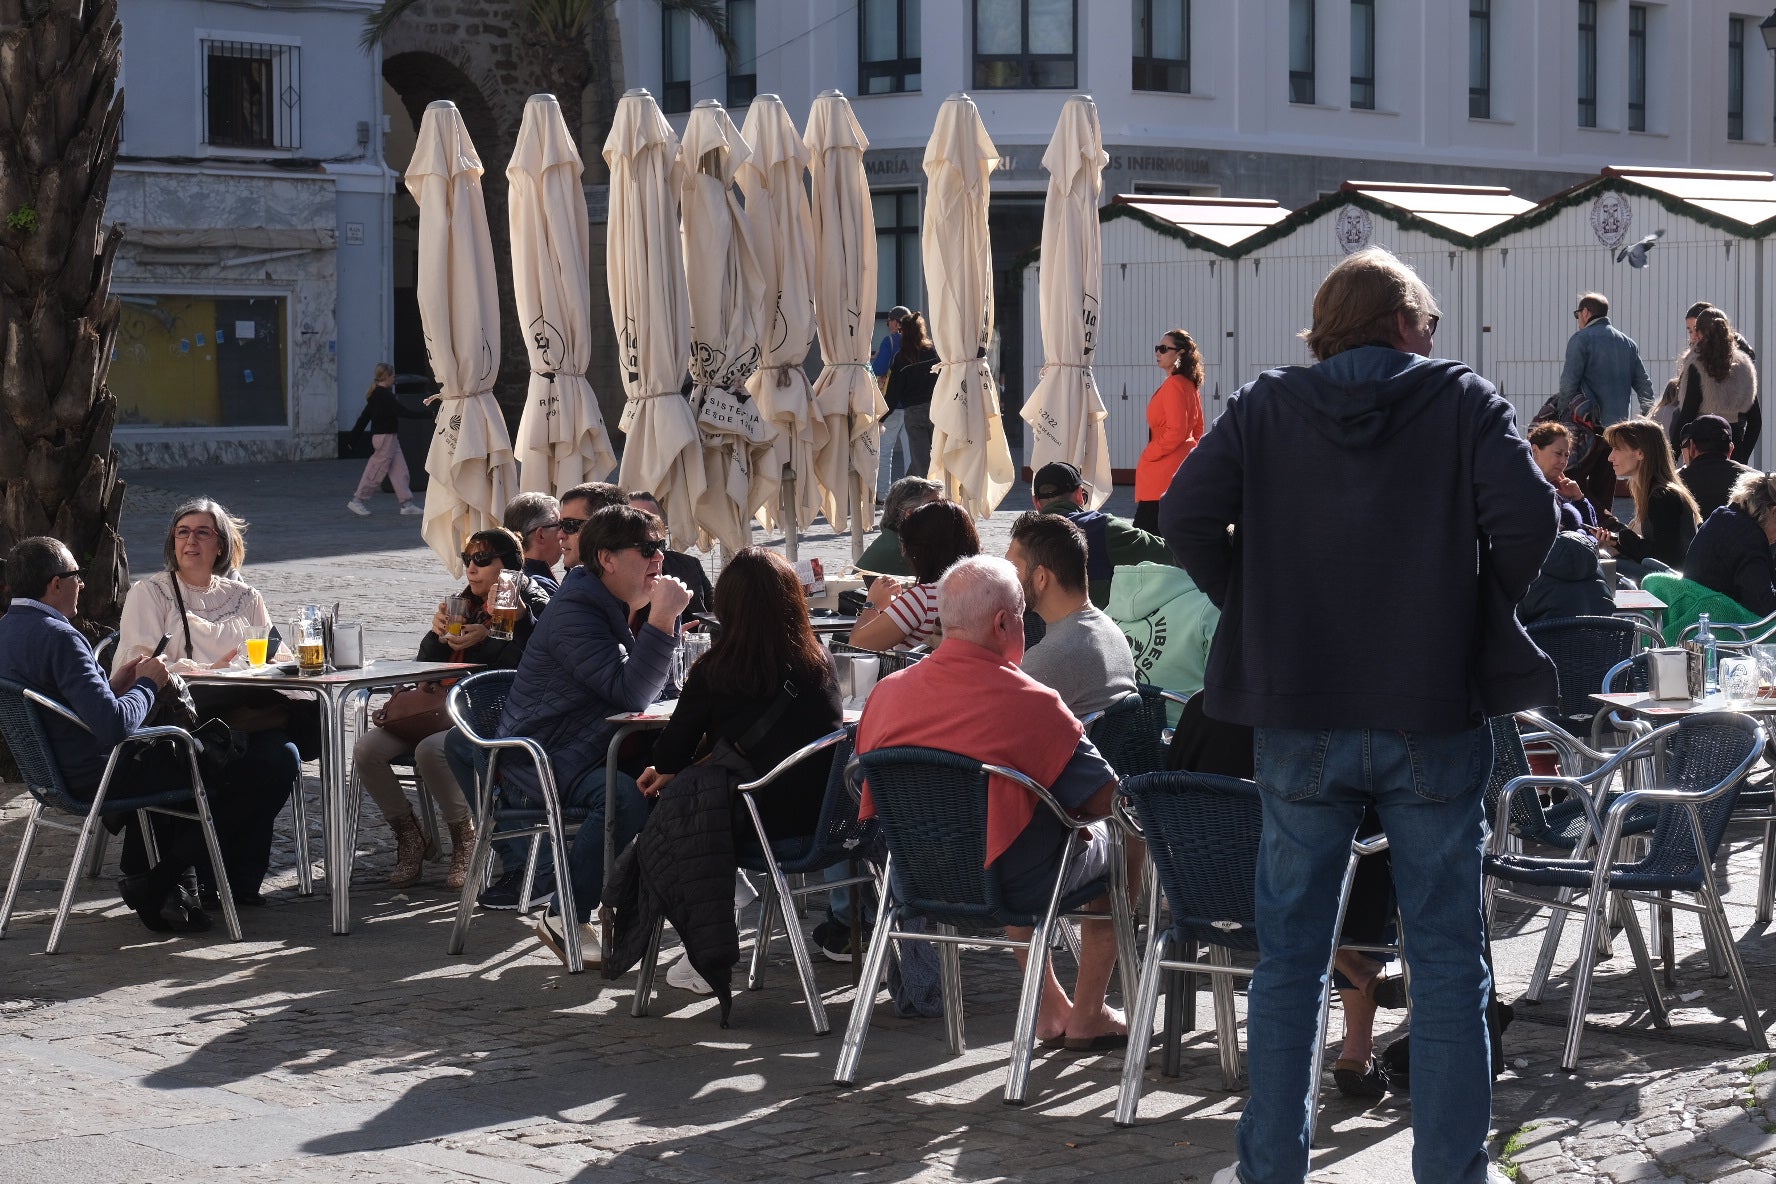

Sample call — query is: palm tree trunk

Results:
[0,0,129,635]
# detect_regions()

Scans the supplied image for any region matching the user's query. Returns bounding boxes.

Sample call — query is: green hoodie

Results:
[1036,496,1175,608]
[1106,562,1220,721]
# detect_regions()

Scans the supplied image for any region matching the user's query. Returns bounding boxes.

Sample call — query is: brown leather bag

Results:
[374,681,453,745]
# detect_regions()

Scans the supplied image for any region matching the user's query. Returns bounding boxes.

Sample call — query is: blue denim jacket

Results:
[1557,316,1655,426]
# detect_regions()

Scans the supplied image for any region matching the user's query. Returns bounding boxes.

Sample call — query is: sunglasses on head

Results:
[460,550,504,568]
[560,517,587,536]
[625,538,669,559]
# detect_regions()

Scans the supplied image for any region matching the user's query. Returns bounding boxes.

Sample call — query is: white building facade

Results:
[619,0,1776,423]
[111,0,393,467]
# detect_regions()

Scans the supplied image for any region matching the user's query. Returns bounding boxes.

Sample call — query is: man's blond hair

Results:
[1300,246,1440,361]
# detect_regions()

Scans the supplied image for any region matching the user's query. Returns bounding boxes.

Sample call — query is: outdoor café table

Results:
[598,699,864,956]
[185,658,479,935]
[1614,588,1667,634]
[1590,690,1775,718]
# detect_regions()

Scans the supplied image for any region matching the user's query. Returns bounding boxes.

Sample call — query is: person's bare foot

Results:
[1036,998,1074,1044]
[1062,1003,1128,1044]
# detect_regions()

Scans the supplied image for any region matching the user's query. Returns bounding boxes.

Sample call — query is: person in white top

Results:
[112,498,302,906]
[847,500,979,651]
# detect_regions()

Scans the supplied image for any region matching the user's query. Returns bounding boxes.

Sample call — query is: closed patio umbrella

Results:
[408,99,517,577]
[1022,95,1111,509]
[924,93,1014,519]
[805,90,884,552]
[680,100,769,553]
[604,89,702,533]
[508,93,616,494]
[740,95,822,545]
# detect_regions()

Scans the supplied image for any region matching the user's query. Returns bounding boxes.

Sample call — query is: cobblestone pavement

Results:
[0,460,1770,1182]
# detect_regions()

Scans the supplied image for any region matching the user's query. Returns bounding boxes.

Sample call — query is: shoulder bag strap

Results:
[733,678,800,757]
[165,572,195,660]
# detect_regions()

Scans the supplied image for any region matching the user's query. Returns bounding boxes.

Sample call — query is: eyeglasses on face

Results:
[532,520,563,535]
[559,517,587,536]
[460,550,504,568]
[174,526,218,542]
[625,538,669,559]
[1425,315,1440,336]
[55,568,82,582]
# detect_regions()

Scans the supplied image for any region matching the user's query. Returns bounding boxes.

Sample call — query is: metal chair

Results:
[1525,615,1663,742]
[833,746,1138,1105]
[1110,771,1388,1136]
[0,678,242,950]
[444,670,590,973]
[1084,685,1191,780]
[631,726,878,1034]
[1484,712,1767,1069]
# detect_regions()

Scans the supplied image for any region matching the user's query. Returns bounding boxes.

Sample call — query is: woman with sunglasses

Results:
[354,527,551,890]
[113,498,301,916]
[1135,330,1207,533]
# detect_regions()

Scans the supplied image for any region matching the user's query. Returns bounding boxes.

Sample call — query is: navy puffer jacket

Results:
[496,566,677,798]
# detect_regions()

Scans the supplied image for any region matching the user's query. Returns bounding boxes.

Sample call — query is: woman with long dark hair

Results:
[1134,328,1207,532]
[884,311,939,478]
[1671,307,1759,457]
[1600,417,1702,579]
[849,500,981,650]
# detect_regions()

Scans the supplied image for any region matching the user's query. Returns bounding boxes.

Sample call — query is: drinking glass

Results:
[444,595,472,639]
[1756,645,1776,699]
[1721,655,1759,705]
[244,625,270,667]
[486,571,521,641]
[293,606,327,676]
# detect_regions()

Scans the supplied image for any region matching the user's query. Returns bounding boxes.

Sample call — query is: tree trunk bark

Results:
[0,0,129,637]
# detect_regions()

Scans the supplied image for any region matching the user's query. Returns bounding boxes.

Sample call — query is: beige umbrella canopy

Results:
[805,90,884,549]
[680,100,769,554]
[1022,95,1112,509]
[408,100,517,578]
[924,93,1015,520]
[604,89,702,534]
[509,93,616,494]
[739,95,822,540]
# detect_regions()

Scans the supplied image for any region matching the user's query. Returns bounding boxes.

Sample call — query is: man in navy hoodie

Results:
[1163,248,1557,1184]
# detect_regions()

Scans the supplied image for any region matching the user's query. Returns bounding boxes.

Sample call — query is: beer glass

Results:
[486,571,521,641]
[293,607,327,676]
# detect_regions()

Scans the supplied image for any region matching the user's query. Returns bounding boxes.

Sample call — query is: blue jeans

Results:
[559,766,646,923]
[1239,725,1494,1184]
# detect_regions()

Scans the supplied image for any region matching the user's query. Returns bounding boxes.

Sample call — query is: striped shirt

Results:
[883,581,940,646]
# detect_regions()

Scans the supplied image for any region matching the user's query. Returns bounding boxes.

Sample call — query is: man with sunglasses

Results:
[503,491,565,594]
[626,490,713,624]
[554,481,628,573]
[1558,291,1655,510]
[494,504,692,964]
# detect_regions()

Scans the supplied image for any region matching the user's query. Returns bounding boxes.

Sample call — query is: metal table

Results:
[1613,589,1667,635]
[186,658,477,934]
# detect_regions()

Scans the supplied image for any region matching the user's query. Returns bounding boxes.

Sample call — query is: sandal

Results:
[1332,1056,1389,1099]
[1365,974,1408,1009]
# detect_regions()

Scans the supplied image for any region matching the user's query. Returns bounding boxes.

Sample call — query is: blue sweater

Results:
[0,602,159,793]
[496,566,677,797]
[1161,346,1559,733]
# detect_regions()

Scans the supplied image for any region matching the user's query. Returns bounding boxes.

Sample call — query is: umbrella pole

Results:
[850,412,866,565]
[781,462,798,563]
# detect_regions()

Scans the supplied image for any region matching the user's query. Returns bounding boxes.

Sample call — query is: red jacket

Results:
[1136,373,1205,501]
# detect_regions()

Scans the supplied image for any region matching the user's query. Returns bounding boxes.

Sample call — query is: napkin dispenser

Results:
[332,621,364,670]
[1649,648,1693,701]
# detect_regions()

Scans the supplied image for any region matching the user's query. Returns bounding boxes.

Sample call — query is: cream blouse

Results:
[114,570,274,675]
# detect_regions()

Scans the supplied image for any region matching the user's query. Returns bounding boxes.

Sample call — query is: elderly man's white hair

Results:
[936,555,1024,639]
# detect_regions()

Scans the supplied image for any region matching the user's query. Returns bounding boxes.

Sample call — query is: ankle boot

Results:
[444,818,477,891]
[388,812,426,888]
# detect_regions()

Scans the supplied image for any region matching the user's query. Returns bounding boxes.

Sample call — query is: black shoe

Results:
[118,874,212,934]
[478,867,552,911]
[812,919,866,963]
[199,886,266,910]
[1333,1055,1390,1100]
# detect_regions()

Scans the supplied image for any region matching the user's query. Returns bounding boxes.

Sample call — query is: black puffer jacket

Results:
[1518,532,1613,625]
[603,747,746,1024]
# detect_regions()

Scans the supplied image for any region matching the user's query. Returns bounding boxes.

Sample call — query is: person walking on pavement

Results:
[1134,329,1207,533]
[1557,293,1655,512]
[873,306,910,494]
[346,363,428,517]
[1165,247,1556,1184]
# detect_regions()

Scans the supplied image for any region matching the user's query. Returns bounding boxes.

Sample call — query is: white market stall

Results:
[1477,166,1776,464]
[1235,182,1530,393]
[1021,194,1285,480]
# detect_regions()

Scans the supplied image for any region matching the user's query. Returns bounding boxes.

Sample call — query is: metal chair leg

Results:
[83,826,109,880]
[833,882,898,1087]
[1560,885,1611,1071]
[631,918,664,1018]
[48,807,106,954]
[746,877,779,991]
[290,778,314,896]
[937,923,965,1055]
[1757,819,1775,926]
[1526,885,1575,1002]
[776,881,831,1035]
[518,833,542,915]
[1114,929,1171,1127]
[0,802,43,937]
[1699,875,1770,1051]
[542,788,582,974]
[1208,944,1243,1090]
[447,780,499,956]
[184,765,242,943]
[1005,909,1056,1105]
[1162,959,1188,1078]
[1616,895,1668,1029]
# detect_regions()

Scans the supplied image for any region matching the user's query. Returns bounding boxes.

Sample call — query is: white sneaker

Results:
[535,913,602,968]
[665,952,714,995]
[398,501,423,516]
[1210,1167,1242,1184]
[346,499,371,517]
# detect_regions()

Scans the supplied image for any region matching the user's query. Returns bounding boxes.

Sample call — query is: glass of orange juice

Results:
[244,625,270,667]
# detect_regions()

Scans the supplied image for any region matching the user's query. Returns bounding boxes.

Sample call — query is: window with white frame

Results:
[1133,0,1190,94]
[873,190,921,329]
[860,0,921,94]
[202,38,299,150]
[974,0,1077,90]
[1289,0,1315,104]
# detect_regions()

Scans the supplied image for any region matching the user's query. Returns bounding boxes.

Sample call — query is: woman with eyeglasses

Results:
[1135,329,1207,533]
[353,527,550,890]
[112,498,302,916]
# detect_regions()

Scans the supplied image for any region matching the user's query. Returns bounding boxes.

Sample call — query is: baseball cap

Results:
[1679,414,1733,452]
[887,305,912,323]
[1032,461,1085,501]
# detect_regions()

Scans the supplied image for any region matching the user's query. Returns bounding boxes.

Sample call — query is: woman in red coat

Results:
[1134,329,1206,532]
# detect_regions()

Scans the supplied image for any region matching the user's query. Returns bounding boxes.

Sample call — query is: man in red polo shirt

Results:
[856,555,1131,1050]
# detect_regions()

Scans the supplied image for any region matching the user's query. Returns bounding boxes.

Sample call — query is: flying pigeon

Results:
[1615,229,1665,268]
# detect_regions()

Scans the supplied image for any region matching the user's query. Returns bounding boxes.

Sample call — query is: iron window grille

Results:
[202,39,299,150]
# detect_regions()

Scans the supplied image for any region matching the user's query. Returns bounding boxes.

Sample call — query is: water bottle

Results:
[1696,613,1719,694]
